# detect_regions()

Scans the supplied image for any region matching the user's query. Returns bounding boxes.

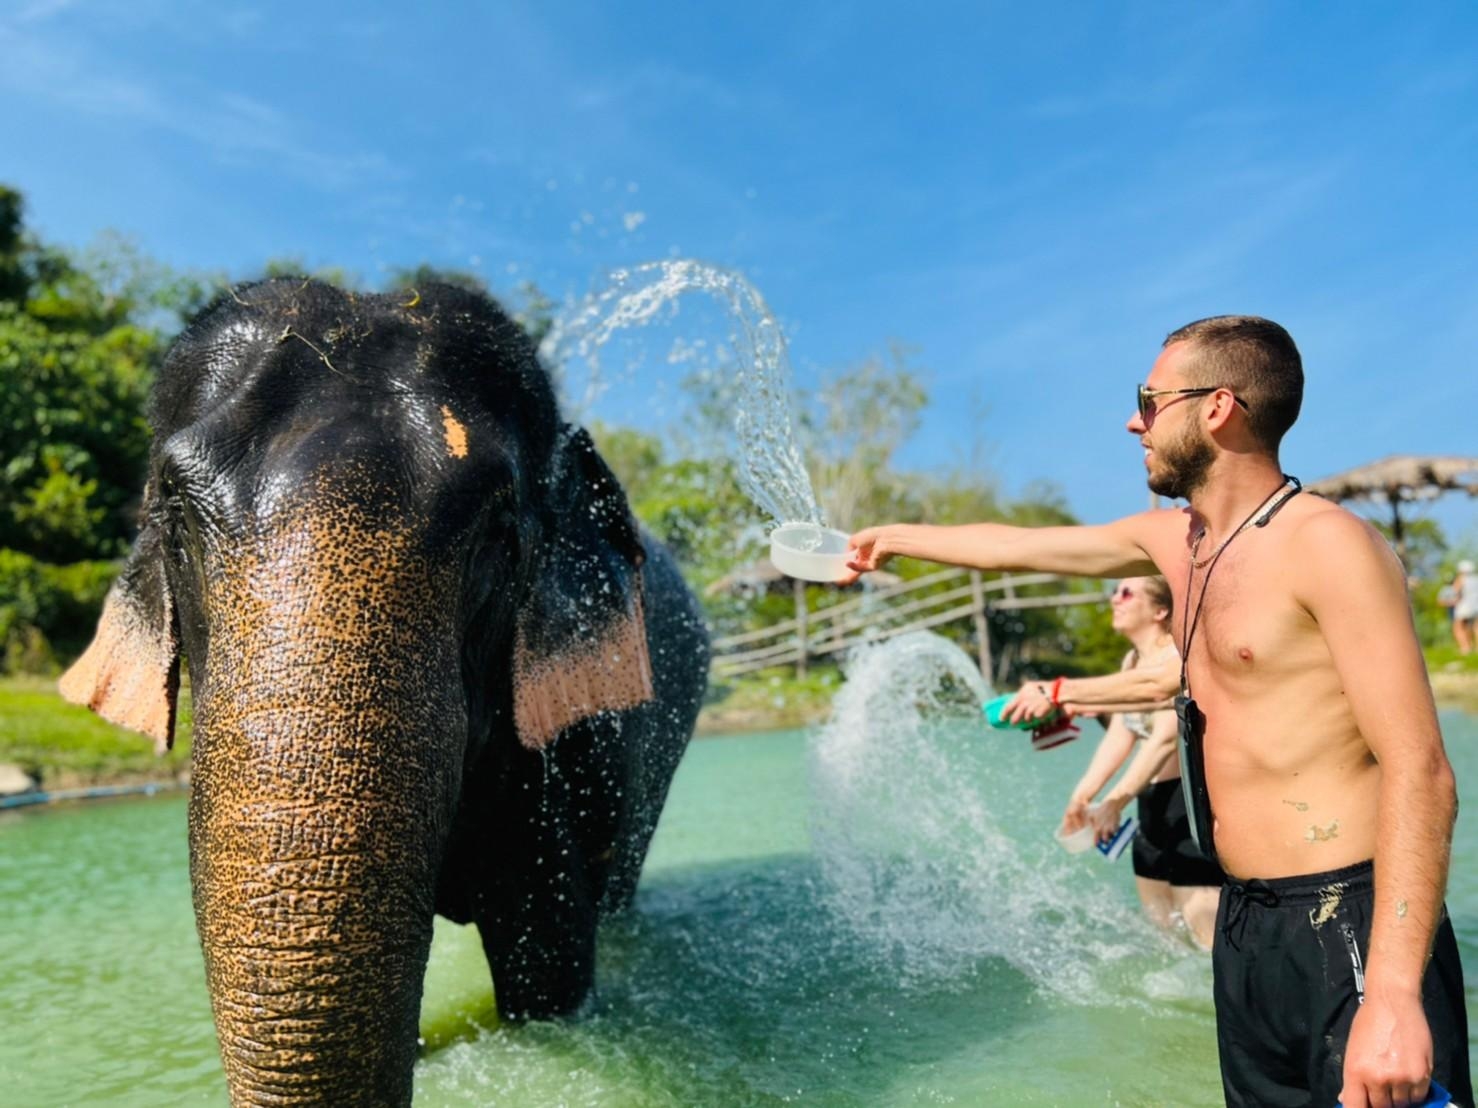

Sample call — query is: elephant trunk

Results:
[187,500,468,1105]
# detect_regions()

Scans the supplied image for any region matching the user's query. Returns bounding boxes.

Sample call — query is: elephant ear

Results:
[59,505,180,753]
[512,427,654,749]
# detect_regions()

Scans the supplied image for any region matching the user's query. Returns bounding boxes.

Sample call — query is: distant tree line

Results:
[1,182,1464,680]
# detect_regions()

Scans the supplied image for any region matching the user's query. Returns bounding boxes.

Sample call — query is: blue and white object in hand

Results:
[1335,1078,1451,1108]
[1097,816,1139,862]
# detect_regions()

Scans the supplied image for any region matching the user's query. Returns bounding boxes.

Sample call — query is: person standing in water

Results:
[841,316,1469,1108]
[1448,559,1477,655]
[1054,575,1223,947]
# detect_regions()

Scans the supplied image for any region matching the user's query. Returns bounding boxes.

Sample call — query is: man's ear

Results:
[59,512,180,753]
[1204,388,1243,434]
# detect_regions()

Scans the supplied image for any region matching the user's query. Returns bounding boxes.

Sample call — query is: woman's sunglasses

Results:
[1112,584,1135,600]
[1137,384,1249,424]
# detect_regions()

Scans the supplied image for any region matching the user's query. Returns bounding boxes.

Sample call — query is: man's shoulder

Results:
[1119,504,1196,538]
[1283,495,1388,553]
[1280,495,1405,598]
[1102,506,1195,576]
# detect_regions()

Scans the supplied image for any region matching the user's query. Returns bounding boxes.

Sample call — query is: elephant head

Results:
[61,279,709,1105]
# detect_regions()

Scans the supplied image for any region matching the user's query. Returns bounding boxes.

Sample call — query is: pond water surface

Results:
[2,711,1475,1106]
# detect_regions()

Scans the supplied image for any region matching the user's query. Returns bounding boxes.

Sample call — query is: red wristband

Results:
[1050,677,1064,706]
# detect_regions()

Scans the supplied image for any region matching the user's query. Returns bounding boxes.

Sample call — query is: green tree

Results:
[1370,516,1447,580]
[385,263,488,296]
[588,421,765,591]
[588,420,664,492]
[0,186,28,305]
[508,280,557,346]
[0,184,203,669]
[0,231,161,563]
[260,256,357,289]
[803,343,929,532]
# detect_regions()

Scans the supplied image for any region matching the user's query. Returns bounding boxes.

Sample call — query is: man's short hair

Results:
[1164,316,1303,453]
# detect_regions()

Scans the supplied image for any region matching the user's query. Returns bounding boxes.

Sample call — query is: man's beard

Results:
[1147,422,1215,500]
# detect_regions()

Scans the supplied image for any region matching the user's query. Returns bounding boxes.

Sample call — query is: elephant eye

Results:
[154,467,195,560]
[158,476,185,518]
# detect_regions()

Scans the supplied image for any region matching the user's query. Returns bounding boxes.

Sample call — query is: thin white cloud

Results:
[13,0,80,24]
[568,62,786,122]
[220,8,263,39]
[1126,161,1345,308]
[0,22,402,191]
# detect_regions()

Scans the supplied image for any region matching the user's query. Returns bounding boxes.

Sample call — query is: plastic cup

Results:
[1055,823,1096,854]
[769,523,852,583]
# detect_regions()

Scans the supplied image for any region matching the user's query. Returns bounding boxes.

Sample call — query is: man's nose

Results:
[1127,410,1148,434]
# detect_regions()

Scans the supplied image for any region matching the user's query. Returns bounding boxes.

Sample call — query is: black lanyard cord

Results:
[1178,476,1303,694]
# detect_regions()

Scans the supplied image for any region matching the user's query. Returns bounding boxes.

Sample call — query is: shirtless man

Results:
[842,316,1470,1108]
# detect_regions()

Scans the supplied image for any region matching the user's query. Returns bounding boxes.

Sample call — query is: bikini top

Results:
[1121,640,1179,741]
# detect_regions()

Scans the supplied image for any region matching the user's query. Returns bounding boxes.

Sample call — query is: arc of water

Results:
[809,632,1156,997]
[540,259,824,527]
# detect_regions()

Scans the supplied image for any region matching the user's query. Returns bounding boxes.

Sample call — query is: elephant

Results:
[59,278,710,1105]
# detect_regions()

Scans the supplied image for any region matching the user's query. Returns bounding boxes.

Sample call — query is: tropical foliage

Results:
[1,181,1467,686]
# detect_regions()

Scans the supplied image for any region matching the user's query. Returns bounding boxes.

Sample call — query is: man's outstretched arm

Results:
[1299,512,1456,1108]
[842,515,1162,584]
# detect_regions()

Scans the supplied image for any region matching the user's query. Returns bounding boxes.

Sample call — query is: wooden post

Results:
[1389,490,1407,565]
[970,570,992,679]
[794,577,808,679]
[997,575,1018,686]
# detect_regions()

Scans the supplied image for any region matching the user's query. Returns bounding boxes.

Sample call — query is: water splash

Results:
[808,632,1152,998]
[540,259,823,527]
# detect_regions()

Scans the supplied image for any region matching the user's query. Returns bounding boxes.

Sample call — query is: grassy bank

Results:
[1428,645,1478,712]
[696,668,841,734]
[0,670,840,789]
[0,675,192,790]
[4,653,1476,791]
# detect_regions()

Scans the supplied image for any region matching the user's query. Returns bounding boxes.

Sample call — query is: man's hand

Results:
[1338,992,1433,1108]
[839,526,894,585]
[1002,683,1057,724]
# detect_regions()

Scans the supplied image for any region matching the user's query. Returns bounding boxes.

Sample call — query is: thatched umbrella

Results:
[1307,455,1478,560]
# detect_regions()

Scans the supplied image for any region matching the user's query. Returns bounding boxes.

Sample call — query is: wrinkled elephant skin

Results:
[60,280,710,1106]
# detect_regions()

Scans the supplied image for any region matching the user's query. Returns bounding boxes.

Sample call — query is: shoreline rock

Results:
[0,763,38,796]
[1432,669,1478,712]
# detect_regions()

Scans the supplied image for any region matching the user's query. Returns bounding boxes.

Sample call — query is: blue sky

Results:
[4,1,1476,548]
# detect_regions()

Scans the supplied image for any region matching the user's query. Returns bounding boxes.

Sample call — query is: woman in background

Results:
[1446,559,1477,655]
[1057,576,1223,947]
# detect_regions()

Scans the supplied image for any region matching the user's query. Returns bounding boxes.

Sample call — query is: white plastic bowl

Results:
[769,523,852,583]
[1055,823,1096,855]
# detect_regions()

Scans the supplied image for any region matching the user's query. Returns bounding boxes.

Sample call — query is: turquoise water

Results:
[2,709,1475,1106]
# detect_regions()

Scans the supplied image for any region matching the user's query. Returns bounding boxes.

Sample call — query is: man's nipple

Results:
[1237,646,1254,664]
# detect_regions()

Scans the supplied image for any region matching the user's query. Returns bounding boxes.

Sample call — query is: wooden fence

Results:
[710,568,1111,680]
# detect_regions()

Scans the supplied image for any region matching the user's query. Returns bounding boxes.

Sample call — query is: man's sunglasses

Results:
[1137,385,1249,424]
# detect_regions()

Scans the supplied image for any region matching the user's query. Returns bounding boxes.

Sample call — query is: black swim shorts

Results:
[1131,778,1227,888]
[1213,859,1472,1107]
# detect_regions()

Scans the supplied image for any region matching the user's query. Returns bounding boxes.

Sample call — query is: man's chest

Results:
[1169,546,1318,685]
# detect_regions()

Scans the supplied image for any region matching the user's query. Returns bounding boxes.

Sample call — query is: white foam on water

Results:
[808,632,1155,1000]
[540,259,823,527]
